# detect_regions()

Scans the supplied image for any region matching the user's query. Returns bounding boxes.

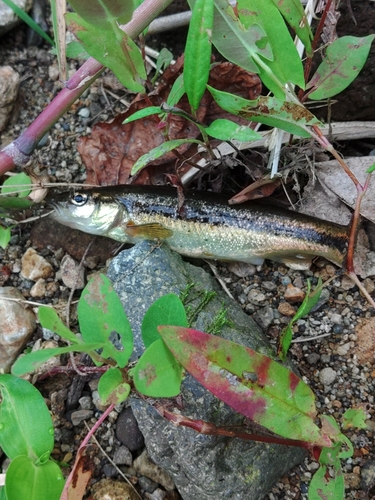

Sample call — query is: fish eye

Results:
[71,193,88,206]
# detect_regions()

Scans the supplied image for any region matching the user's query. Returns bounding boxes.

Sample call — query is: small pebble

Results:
[115,407,144,452]
[70,409,94,426]
[113,445,133,466]
[79,396,93,410]
[284,284,305,303]
[21,247,54,281]
[278,302,296,317]
[319,367,337,386]
[247,289,267,305]
[30,278,47,298]
[60,254,85,289]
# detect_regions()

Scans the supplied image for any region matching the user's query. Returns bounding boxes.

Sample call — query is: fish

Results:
[49,185,349,269]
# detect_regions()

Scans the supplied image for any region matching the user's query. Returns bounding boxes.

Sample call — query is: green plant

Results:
[0,173,33,249]
[8,274,368,499]
[0,375,64,500]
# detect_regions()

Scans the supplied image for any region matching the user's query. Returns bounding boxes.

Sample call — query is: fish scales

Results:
[50,185,349,269]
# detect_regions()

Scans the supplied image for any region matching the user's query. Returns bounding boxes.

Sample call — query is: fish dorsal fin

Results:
[125,221,173,240]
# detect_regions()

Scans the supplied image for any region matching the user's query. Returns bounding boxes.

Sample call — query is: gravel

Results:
[0,21,374,500]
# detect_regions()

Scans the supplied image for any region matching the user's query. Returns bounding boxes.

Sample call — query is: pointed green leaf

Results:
[66,13,145,93]
[151,48,173,85]
[68,0,134,28]
[159,326,332,446]
[131,139,204,175]
[307,35,375,100]
[205,119,262,142]
[78,274,133,367]
[98,368,130,405]
[212,0,272,74]
[142,294,188,348]
[279,278,323,360]
[167,74,186,106]
[237,0,305,94]
[207,86,321,137]
[0,227,11,250]
[269,0,313,56]
[5,456,64,500]
[123,106,162,124]
[184,0,214,111]
[132,339,183,397]
[0,375,55,461]
[11,343,104,376]
[38,306,80,344]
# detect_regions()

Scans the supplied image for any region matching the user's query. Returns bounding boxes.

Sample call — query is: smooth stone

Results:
[107,241,307,500]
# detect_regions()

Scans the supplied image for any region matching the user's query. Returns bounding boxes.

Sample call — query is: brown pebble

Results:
[278,302,296,317]
[284,284,305,303]
[341,275,355,290]
[363,277,375,294]
[21,247,54,281]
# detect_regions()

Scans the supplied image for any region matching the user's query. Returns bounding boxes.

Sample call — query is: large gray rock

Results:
[0,0,32,36]
[107,241,306,499]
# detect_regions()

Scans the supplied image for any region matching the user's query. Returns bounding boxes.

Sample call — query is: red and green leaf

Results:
[158,325,332,447]
[307,35,375,100]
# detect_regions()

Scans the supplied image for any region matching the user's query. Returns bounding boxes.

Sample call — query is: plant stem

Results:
[0,0,174,176]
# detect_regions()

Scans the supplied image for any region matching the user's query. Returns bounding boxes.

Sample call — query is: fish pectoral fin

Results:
[124,222,173,240]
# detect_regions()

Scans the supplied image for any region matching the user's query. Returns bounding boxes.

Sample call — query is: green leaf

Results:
[78,274,133,367]
[237,0,305,93]
[212,0,272,74]
[132,339,183,397]
[307,35,375,100]
[279,278,323,360]
[342,408,367,430]
[184,0,214,111]
[5,456,64,500]
[151,48,173,85]
[159,326,331,446]
[65,41,90,59]
[98,368,130,405]
[366,163,375,174]
[142,294,188,348]
[204,119,262,142]
[2,173,31,198]
[0,197,33,209]
[0,227,11,250]
[269,0,313,56]
[167,74,186,106]
[66,12,146,93]
[11,343,104,376]
[308,463,344,500]
[0,375,55,461]
[131,139,204,175]
[38,306,80,344]
[123,106,162,124]
[207,86,321,137]
[68,0,134,28]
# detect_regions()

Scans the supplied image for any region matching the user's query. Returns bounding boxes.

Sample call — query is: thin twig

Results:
[84,421,142,500]
[65,241,94,376]
[204,261,234,299]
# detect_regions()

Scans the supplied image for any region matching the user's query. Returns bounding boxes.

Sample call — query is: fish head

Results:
[49,189,122,236]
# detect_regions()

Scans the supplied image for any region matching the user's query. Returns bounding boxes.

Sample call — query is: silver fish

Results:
[50,185,348,269]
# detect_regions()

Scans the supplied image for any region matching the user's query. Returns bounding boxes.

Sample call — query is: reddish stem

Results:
[0,0,174,176]
[157,405,318,451]
[299,0,333,102]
